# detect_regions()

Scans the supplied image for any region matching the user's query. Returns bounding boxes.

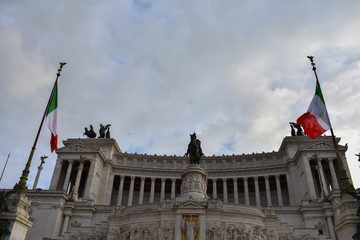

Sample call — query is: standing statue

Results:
[84,125,97,138]
[182,216,198,240]
[99,124,111,138]
[185,132,203,164]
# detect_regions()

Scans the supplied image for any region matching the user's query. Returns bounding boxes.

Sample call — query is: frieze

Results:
[161,199,176,209]
[57,144,99,153]
[111,205,125,216]
[302,142,335,150]
[71,231,107,240]
[108,223,159,240]
[114,151,287,171]
[207,198,223,209]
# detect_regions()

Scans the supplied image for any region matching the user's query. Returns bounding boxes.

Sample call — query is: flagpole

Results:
[0,153,10,183]
[307,56,356,197]
[12,62,66,195]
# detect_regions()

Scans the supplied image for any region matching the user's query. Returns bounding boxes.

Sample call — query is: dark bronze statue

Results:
[99,124,111,138]
[185,132,203,164]
[289,122,305,136]
[84,125,97,138]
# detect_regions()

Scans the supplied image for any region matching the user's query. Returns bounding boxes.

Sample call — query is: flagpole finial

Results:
[307,56,316,71]
[57,62,67,77]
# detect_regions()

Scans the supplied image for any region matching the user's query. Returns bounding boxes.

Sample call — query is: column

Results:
[171,178,176,199]
[199,215,206,240]
[223,178,228,203]
[264,176,272,206]
[212,179,217,198]
[106,173,115,205]
[150,177,156,203]
[127,176,135,206]
[117,175,125,205]
[326,215,336,239]
[254,177,260,207]
[328,159,339,190]
[61,215,70,235]
[73,160,84,199]
[160,178,166,202]
[243,177,249,205]
[303,157,317,200]
[49,159,63,190]
[275,175,283,207]
[286,173,294,206]
[175,214,182,240]
[83,159,96,199]
[139,177,145,204]
[233,178,239,204]
[62,160,73,192]
[33,157,46,190]
[317,158,329,196]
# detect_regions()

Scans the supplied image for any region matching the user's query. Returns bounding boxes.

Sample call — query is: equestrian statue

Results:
[185,132,204,165]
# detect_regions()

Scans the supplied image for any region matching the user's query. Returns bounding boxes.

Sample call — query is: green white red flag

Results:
[46,82,58,152]
[296,79,331,138]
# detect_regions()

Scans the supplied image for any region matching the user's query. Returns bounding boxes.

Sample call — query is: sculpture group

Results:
[84,124,111,138]
[289,122,305,136]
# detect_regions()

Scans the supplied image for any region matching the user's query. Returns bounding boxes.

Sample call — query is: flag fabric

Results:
[46,82,58,152]
[296,79,331,139]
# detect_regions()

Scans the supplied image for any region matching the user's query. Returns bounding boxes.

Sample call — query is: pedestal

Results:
[178,164,208,201]
[0,192,33,240]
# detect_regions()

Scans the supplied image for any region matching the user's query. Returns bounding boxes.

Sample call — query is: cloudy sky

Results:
[1,1,360,190]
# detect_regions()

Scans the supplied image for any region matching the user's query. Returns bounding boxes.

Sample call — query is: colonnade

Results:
[209,174,292,207]
[53,157,340,206]
[53,158,93,200]
[303,158,340,200]
[109,173,293,207]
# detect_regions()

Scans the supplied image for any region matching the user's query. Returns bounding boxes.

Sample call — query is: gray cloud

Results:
[1,1,360,189]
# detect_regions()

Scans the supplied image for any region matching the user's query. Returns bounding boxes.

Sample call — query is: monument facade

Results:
[24,135,358,240]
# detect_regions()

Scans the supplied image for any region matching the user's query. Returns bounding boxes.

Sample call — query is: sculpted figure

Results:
[98,124,111,138]
[182,216,198,240]
[289,122,304,136]
[185,132,204,164]
[83,125,96,138]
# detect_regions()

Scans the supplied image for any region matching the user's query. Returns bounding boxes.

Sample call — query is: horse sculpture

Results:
[185,132,203,165]
[84,125,97,138]
[99,124,111,138]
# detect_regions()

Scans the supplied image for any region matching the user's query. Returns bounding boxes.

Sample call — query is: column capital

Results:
[254,176,259,180]
[232,177,238,182]
[222,178,227,182]
[161,178,166,182]
[140,176,146,181]
[151,177,156,181]
[327,158,335,163]
[171,178,176,182]
[130,176,135,180]
[67,159,74,164]
[264,175,269,180]
[275,174,280,178]
[243,176,248,181]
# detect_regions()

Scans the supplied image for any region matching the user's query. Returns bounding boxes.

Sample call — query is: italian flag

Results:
[46,82,58,152]
[296,80,331,139]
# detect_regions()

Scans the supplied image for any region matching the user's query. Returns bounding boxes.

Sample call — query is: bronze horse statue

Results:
[84,125,97,138]
[185,132,203,164]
